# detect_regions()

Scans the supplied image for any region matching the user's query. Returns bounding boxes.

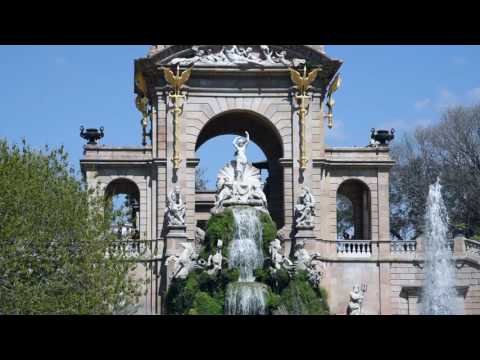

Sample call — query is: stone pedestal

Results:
[165,225,187,256]
[294,226,316,251]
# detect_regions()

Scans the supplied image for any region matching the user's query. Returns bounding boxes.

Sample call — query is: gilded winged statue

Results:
[327,73,341,98]
[289,66,320,94]
[135,71,148,96]
[163,66,193,93]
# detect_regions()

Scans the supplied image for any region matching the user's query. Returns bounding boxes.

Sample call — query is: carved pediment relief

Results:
[146,45,339,70]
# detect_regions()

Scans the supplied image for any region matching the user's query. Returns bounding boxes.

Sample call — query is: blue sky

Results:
[1,45,480,188]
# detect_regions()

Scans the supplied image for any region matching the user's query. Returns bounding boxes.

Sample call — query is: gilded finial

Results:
[326,73,341,129]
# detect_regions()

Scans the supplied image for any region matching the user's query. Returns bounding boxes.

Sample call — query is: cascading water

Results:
[421,178,457,315]
[225,207,267,315]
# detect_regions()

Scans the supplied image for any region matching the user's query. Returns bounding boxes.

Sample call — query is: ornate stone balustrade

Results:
[336,240,373,256]
[465,239,480,257]
[109,239,162,261]
[390,241,417,254]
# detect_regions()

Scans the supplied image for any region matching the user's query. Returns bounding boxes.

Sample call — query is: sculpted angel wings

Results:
[162,66,192,92]
[288,67,321,94]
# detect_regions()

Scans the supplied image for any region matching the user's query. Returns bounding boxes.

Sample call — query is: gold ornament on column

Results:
[289,65,320,170]
[325,73,341,129]
[135,71,151,146]
[162,65,192,170]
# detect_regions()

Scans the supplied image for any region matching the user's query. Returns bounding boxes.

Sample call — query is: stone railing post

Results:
[453,235,466,256]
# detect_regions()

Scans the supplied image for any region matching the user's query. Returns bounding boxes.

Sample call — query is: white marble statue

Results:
[195,227,205,249]
[293,241,311,271]
[233,131,250,181]
[165,186,186,227]
[269,239,293,273]
[292,241,324,288]
[251,183,268,208]
[169,46,205,66]
[168,45,306,67]
[215,176,234,209]
[207,239,225,275]
[347,284,366,315]
[212,131,268,212]
[295,186,316,228]
[167,242,198,280]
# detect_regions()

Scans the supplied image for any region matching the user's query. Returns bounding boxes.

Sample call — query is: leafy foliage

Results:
[0,139,142,314]
[165,268,239,315]
[258,211,277,254]
[166,207,328,315]
[276,271,329,315]
[202,209,235,258]
[390,104,480,239]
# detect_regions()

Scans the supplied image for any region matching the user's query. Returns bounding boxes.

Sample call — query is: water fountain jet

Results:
[421,178,457,315]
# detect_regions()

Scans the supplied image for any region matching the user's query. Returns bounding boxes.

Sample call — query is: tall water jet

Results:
[225,207,267,315]
[421,178,457,315]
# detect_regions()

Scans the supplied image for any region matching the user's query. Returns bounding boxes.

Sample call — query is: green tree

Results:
[0,139,142,314]
[390,104,480,239]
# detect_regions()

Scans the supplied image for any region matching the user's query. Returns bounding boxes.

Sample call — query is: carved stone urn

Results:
[80,126,104,145]
[371,128,395,145]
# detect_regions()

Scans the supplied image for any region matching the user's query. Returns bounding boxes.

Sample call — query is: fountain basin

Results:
[225,282,268,315]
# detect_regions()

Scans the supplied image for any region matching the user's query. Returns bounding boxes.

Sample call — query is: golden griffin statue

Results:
[326,73,341,129]
[163,65,192,170]
[289,65,321,170]
[135,71,151,146]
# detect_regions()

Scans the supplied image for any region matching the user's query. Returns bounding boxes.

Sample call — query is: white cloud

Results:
[436,88,459,110]
[414,98,431,110]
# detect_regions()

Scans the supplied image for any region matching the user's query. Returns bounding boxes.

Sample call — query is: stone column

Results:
[377,169,391,314]
[165,225,187,257]
[279,158,294,256]
[295,225,316,251]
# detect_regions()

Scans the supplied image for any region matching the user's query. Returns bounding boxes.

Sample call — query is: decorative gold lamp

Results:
[289,65,320,170]
[162,65,192,170]
[135,71,151,146]
[325,73,341,129]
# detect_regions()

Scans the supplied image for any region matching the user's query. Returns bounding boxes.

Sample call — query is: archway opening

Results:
[337,179,371,240]
[194,110,284,228]
[337,194,354,240]
[105,178,140,240]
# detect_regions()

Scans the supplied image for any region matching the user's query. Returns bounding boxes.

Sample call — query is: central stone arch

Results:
[194,109,285,227]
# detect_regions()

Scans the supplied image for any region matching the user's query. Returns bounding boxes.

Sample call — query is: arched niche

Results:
[195,110,285,228]
[105,178,141,240]
[337,179,371,240]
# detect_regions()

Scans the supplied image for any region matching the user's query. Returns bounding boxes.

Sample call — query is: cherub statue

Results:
[167,242,198,280]
[292,241,323,287]
[214,175,234,209]
[165,186,186,226]
[275,50,292,66]
[294,186,316,228]
[233,131,250,181]
[169,46,205,66]
[269,239,293,273]
[251,183,268,208]
[260,45,274,63]
[207,239,225,275]
[293,240,311,271]
[347,284,367,315]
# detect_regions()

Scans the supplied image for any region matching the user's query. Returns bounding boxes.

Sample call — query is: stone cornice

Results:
[312,159,396,168]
